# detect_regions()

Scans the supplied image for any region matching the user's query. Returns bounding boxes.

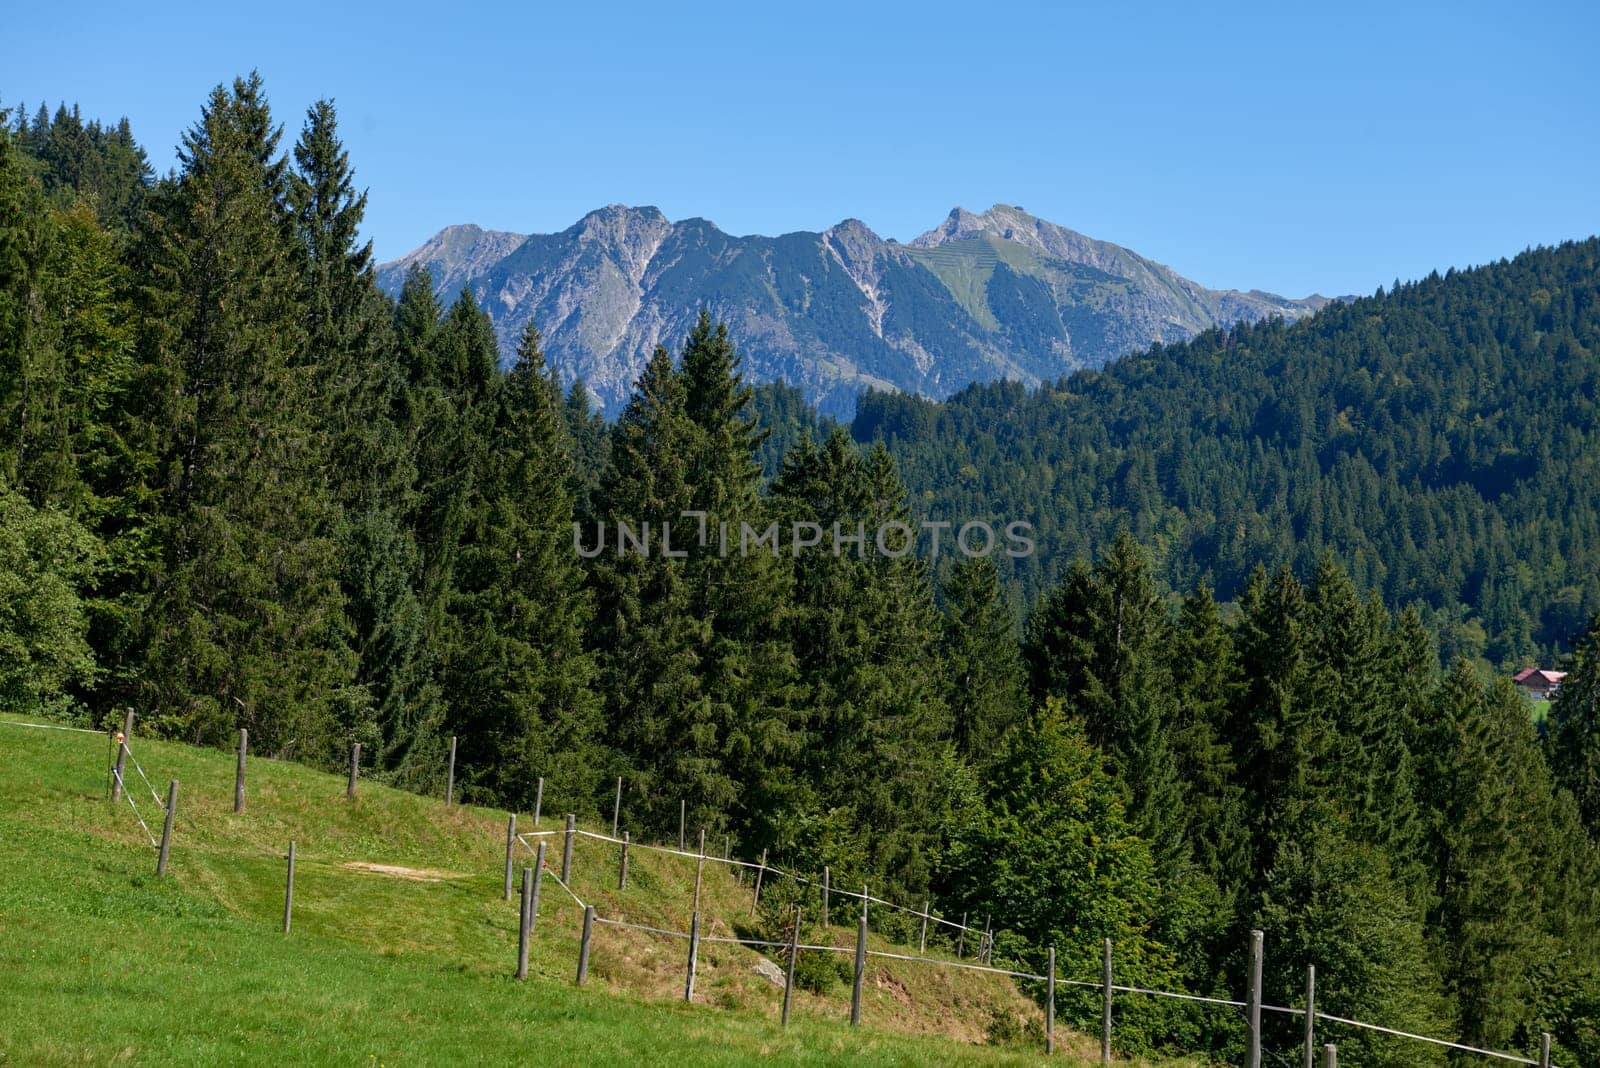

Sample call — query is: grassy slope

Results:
[0,720,1187,1066]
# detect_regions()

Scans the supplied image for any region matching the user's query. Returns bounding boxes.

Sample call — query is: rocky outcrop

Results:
[377,204,1330,416]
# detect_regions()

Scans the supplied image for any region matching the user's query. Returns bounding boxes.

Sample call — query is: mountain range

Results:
[377,204,1332,415]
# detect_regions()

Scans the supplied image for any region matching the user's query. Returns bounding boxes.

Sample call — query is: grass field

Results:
[0,718,1189,1066]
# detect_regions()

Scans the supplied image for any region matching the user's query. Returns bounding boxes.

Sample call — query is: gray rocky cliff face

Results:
[378,204,1328,416]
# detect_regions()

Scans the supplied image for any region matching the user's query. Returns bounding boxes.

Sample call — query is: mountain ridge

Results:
[378,204,1331,415]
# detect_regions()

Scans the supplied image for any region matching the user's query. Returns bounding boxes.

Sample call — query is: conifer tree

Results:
[440,323,600,808]
[133,73,353,750]
[940,554,1026,771]
[1548,613,1600,832]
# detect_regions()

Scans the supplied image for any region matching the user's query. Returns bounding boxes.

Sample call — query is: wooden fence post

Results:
[619,830,630,890]
[283,840,295,933]
[1303,964,1316,1068]
[612,776,622,837]
[918,899,930,953]
[981,914,992,964]
[821,866,830,925]
[1323,1044,1337,1068]
[529,841,545,936]
[693,828,706,912]
[561,813,575,881]
[533,776,543,826]
[156,780,178,876]
[503,814,517,900]
[1247,929,1264,1068]
[111,708,133,803]
[1046,945,1056,1055]
[850,912,868,1026]
[750,848,768,916]
[782,906,801,1027]
[516,866,532,980]
[958,912,968,958]
[576,904,594,985]
[678,799,686,851]
[445,735,457,804]
[684,911,700,1002]
[1540,1032,1552,1068]
[234,728,248,814]
[1101,937,1113,1065]
[346,742,360,798]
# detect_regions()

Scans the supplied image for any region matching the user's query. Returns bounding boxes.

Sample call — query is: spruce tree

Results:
[940,554,1026,771]
[1548,613,1600,832]
[133,73,353,750]
[440,323,600,808]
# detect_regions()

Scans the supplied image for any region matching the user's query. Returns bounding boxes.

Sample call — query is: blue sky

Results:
[7,0,1597,297]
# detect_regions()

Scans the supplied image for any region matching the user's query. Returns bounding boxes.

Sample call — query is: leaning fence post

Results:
[821,866,831,925]
[529,841,545,936]
[612,776,622,837]
[346,742,360,798]
[619,831,630,890]
[693,828,706,912]
[684,910,700,1002]
[445,735,457,804]
[678,799,686,851]
[981,914,993,964]
[561,813,575,881]
[533,776,544,826]
[503,814,517,900]
[1046,945,1057,1055]
[958,912,968,958]
[750,848,768,916]
[516,866,532,980]
[234,728,248,813]
[156,780,178,876]
[111,708,133,803]
[1322,1044,1337,1068]
[1540,1032,1552,1068]
[576,904,595,985]
[918,898,930,954]
[283,840,295,933]
[850,911,868,1026]
[782,905,801,1027]
[1101,937,1113,1065]
[1303,963,1316,1068]
[1247,929,1264,1068]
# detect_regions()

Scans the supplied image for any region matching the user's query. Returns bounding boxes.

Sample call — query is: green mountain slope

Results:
[847,238,1600,663]
[0,720,1183,1066]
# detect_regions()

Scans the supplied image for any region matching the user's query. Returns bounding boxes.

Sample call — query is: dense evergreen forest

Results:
[4,78,1600,1064]
[848,245,1600,668]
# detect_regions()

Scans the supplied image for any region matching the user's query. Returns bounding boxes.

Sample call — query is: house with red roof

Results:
[1513,667,1567,700]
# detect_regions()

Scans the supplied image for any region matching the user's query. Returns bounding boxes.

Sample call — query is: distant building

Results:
[1513,667,1567,700]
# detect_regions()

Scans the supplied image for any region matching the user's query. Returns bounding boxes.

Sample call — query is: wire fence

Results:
[530,810,1562,1067]
[3,717,1565,1068]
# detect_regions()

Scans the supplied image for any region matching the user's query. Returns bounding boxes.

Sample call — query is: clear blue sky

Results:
[8,0,1597,298]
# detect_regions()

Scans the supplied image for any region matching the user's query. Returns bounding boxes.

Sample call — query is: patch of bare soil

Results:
[341,861,463,882]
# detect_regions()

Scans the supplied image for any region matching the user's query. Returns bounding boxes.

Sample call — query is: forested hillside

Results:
[852,242,1600,666]
[4,78,1600,1065]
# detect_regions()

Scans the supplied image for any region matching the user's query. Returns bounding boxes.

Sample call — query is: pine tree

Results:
[133,72,354,751]
[1416,663,1544,1050]
[1023,531,1187,867]
[288,98,420,762]
[940,554,1026,771]
[440,323,600,808]
[1548,613,1600,832]
[589,344,705,828]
